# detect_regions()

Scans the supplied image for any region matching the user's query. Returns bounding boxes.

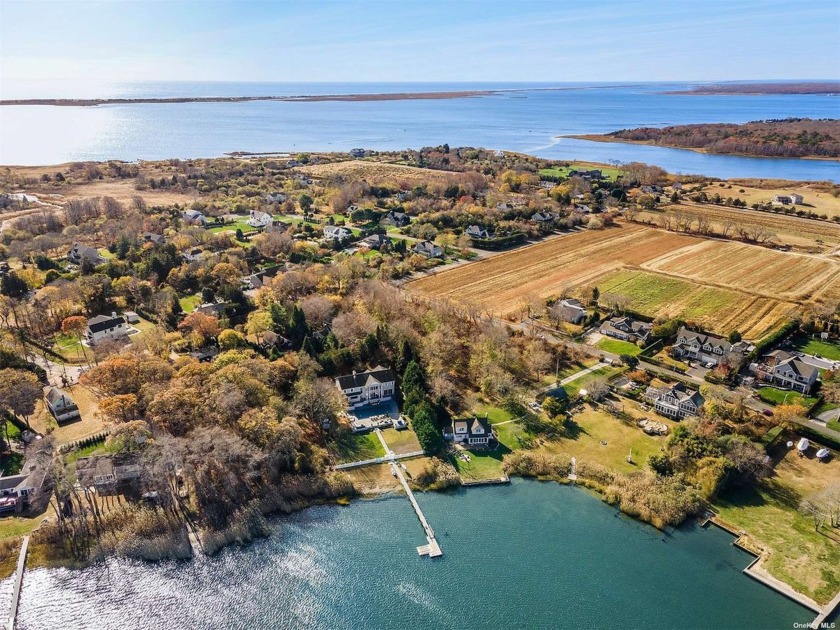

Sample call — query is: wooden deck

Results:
[390,461,442,558]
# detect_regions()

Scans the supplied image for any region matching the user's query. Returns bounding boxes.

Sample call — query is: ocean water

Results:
[9,479,813,630]
[0,81,838,181]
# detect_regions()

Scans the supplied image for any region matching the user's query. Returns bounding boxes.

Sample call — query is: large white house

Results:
[67,242,105,267]
[247,209,275,229]
[335,366,397,410]
[85,314,128,345]
[182,209,207,226]
[323,225,352,241]
[671,327,752,367]
[44,387,81,424]
[645,383,704,419]
[552,298,587,325]
[755,350,819,393]
[450,416,495,447]
[413,240,443,258]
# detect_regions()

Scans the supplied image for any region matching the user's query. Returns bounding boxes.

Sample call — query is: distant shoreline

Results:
[664,82,840,96]
[565,134,840,162]
[0,85,639,107]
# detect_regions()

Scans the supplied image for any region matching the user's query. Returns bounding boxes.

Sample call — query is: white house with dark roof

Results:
[45,387,81,424]
[335,366,397,410]
[360,234,392,250]
[323,225,352,241]
[531,211,556,224]
[600,316,652,343]
[450,416,496,447]
[85,314,128,345]
[645,383,704,419]
[672,327,752,367]
[755,350,819,393]
[247,209,275,229]
[0,473,37,513]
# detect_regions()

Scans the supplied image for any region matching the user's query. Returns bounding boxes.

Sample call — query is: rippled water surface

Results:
[1,81,838,181]
[8,479,814,630]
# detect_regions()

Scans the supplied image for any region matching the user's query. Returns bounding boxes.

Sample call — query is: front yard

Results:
[757,387,819,409]
[596,338,642,356]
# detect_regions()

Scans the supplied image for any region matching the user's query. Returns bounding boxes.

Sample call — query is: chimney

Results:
[111,312,117,318]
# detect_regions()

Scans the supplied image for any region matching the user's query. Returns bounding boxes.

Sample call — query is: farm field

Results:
[409,223,840,339]
[299,160,463,185]
[640,200,840,251]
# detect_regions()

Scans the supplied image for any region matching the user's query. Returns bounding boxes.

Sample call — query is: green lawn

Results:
[179,294,201,313]
[826,419,840,432]
[494,421,529,450]
[713,447,840,605]
[757,387,819,409]
[537,407,668,474]
[450,448,508,481]
[538,162,621,182]
[329,431,386,464]
[472,403,514,424]
[563,365,625,398]
[596,338,642,356]
[64,440,118,464]
[380,427,423,455]
[208,220,253,234]
[792,335,840,362]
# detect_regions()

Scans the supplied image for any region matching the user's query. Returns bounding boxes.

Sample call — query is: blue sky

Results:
[2,0,839,83]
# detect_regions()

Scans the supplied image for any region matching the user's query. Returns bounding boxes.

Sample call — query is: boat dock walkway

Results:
[389,461,442,558]
[811,589,840,629]
[5,535,29,630]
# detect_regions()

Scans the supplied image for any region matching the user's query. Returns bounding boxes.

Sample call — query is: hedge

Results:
[794,422,840,451]
[749,320,799,359]
[470,232,527,250]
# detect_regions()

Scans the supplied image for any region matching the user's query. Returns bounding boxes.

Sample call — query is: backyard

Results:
[328,431,385,464]
[713,444,840,605]
[535,404,671,474]
[791,335,840,362]
[380,427,423,455]
[562,365,625,398]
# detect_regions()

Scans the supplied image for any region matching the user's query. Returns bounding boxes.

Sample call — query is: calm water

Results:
[1,81,839,181]
[8,479,812,630]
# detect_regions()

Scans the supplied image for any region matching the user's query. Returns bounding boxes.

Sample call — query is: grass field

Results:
[409,223,837,340]
[757,387,819,408]
[713,444,840,604]
[329,431,386,463]
[563,365,625,398]
[538,162,621,182]
[380,428,423,455]
[595,337,642,356]
[535,405,670,474]
[342,457,432,494]
[299,160,463,186]
[792,335,840,361]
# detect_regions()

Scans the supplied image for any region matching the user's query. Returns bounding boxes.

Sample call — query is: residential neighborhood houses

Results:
[382,210,410,227]
[414,240,443,258]
[552,298,587,325]
[323,225,352,241]
[247,209,275,229]
[449,416,496,447]
[753,350,820,393]
[67,242,105,266]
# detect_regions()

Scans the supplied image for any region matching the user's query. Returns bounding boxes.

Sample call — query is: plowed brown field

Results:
[408,224,840,339]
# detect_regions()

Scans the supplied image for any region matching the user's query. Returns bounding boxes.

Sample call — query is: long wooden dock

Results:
[6,535,29,630]
[389,462,442,558]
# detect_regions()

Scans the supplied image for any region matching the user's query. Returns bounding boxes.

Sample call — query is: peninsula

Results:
[665,82,840,95]
[568,118,840,159]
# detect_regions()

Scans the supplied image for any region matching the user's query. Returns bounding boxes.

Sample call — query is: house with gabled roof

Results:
[672,327,752,367]
[85,313,128,345]
[413,240,443,258]
[45,387,80,424]
[531,211,556,224]
[247,209,275,230]
[360,234,392,250]
[381,210,410,227]
[450,416,496,447]
[335,366,397,410]
[645,383,704,419]
[552,298,587,325]
[755,350,819,393]
[465,225,493,240]
[182,209,207,226]
[323,225,352,241]
[0,473,37,513]
[67,242,105,266]
[600,316,652,343]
